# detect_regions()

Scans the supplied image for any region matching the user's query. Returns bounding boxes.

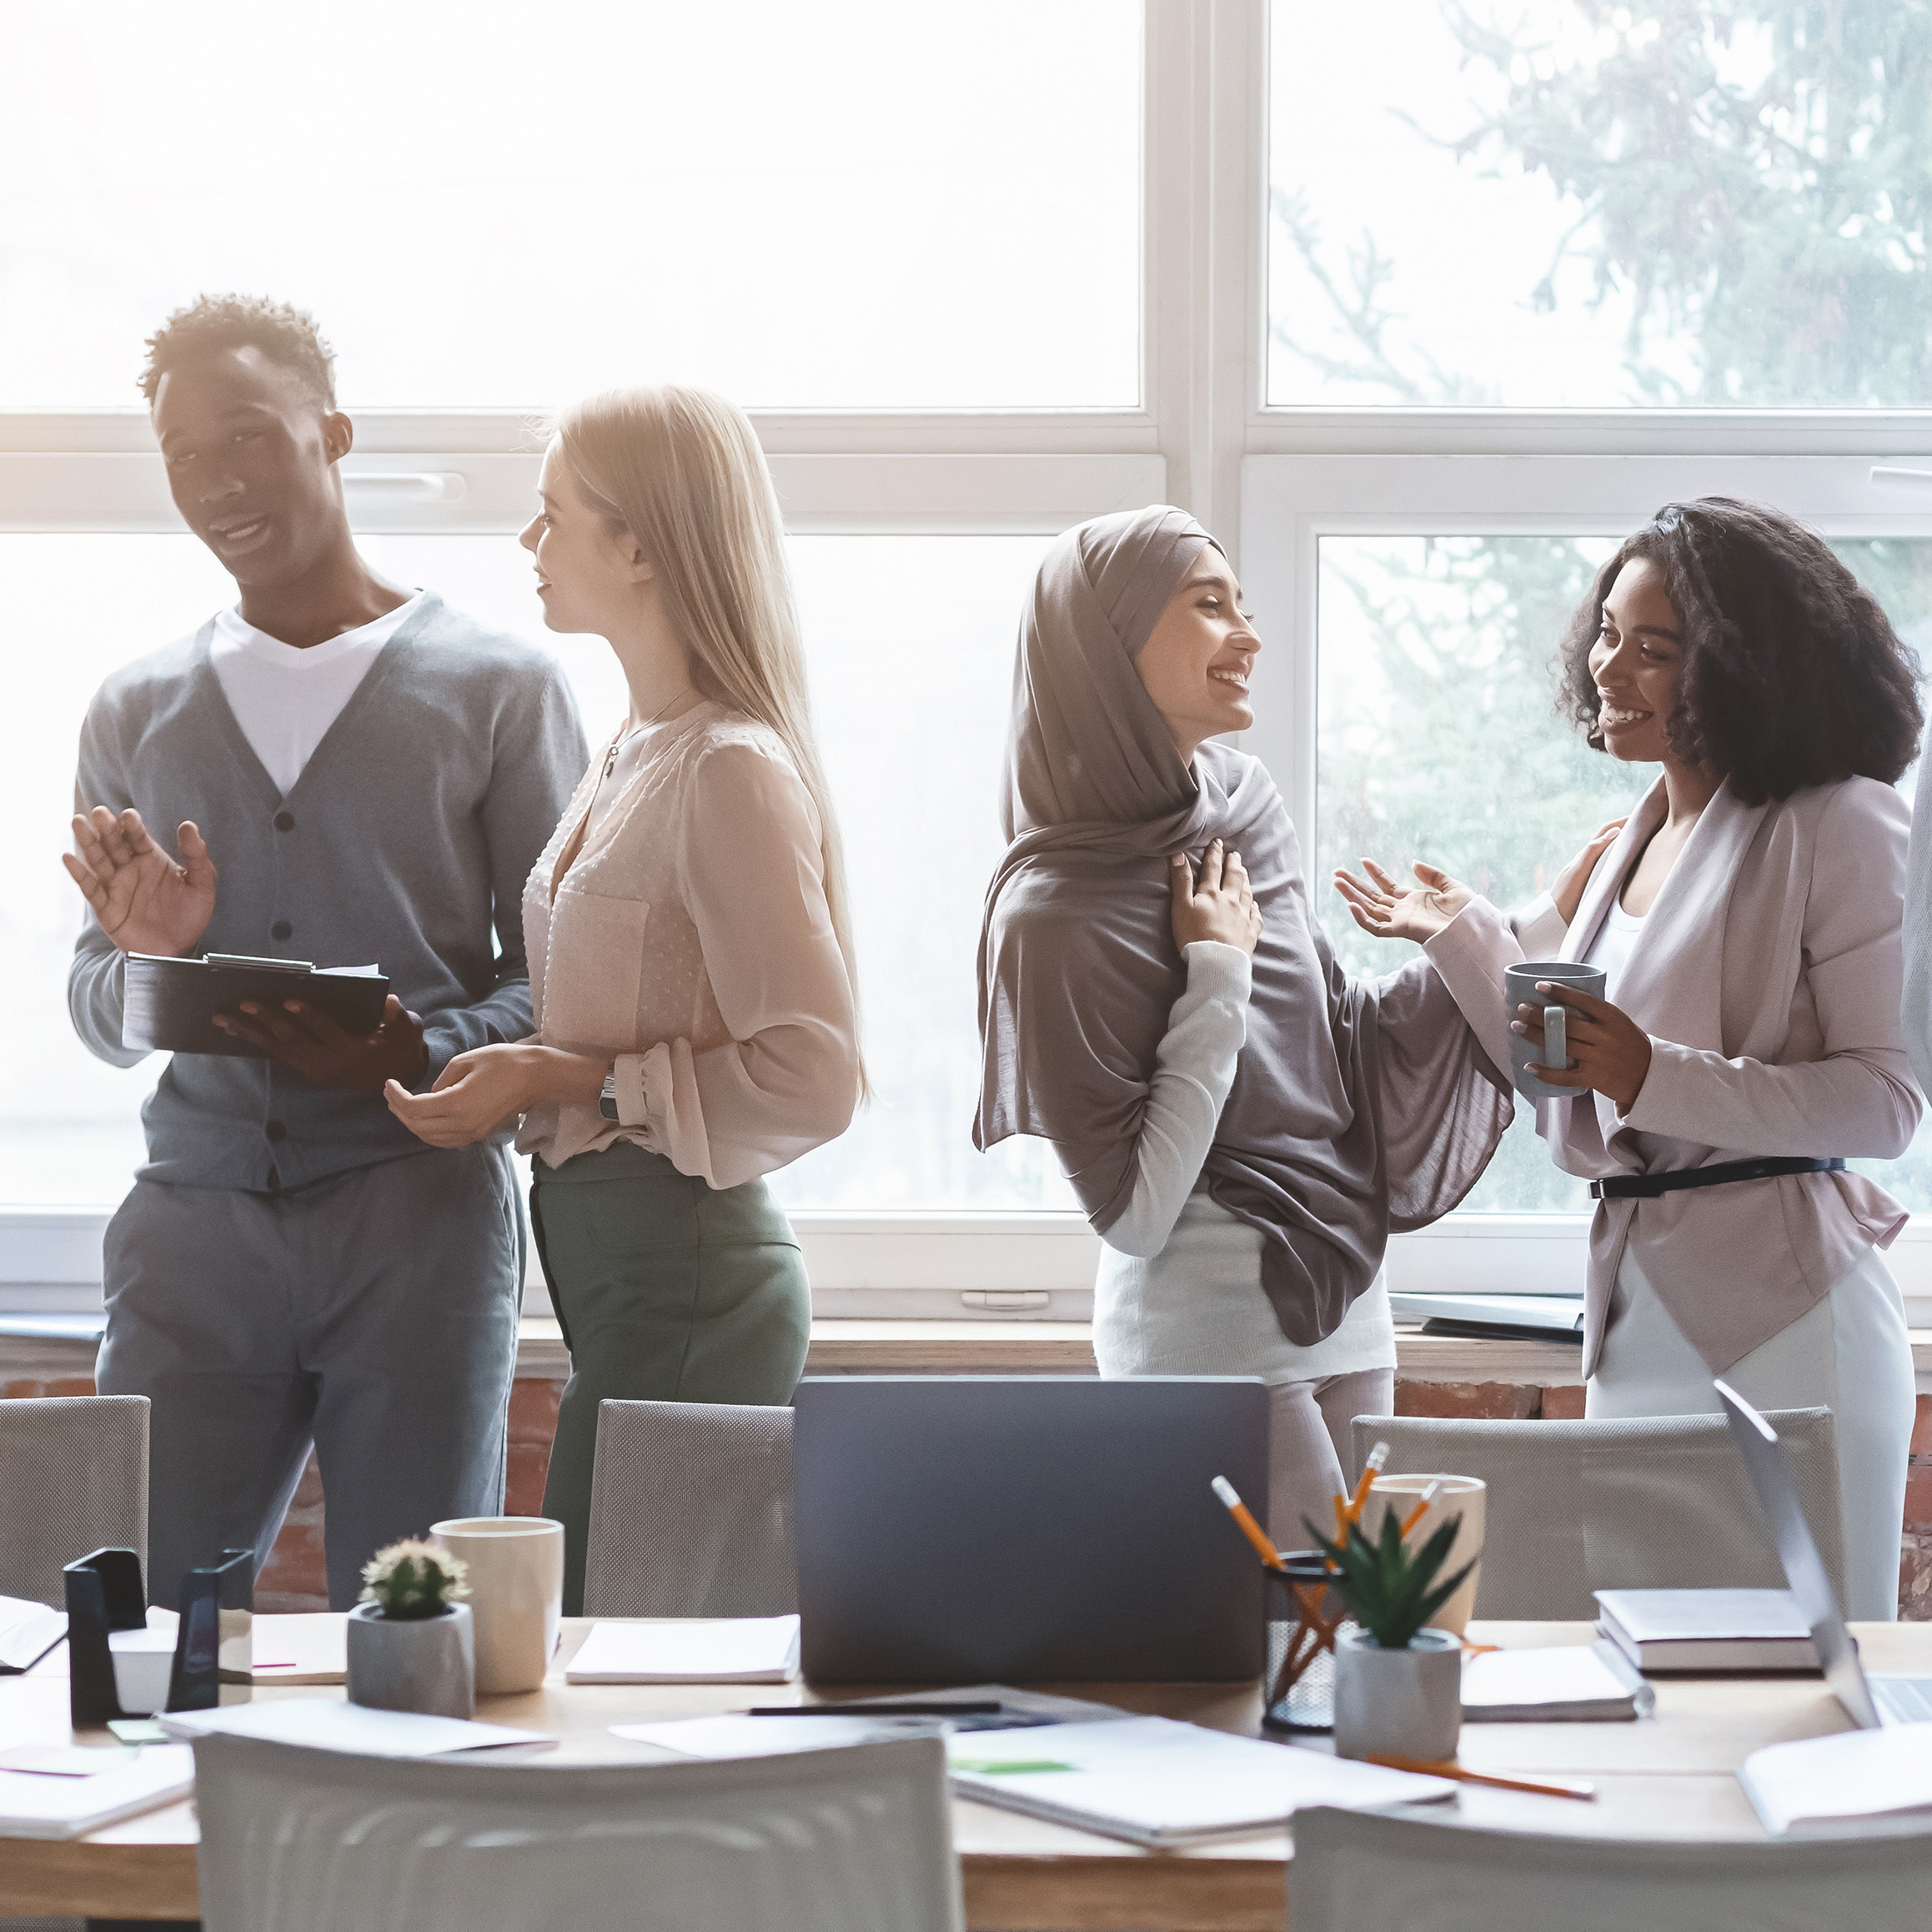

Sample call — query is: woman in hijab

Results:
[976,505,1544,1545]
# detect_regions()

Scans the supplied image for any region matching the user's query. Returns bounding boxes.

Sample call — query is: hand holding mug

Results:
[1511,980,1653,1113]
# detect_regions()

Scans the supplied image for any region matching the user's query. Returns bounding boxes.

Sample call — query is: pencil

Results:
[1367,1753,1596,1801]
[1211,1475,1285,1570]
[1349,1441,1389,1518]
[1399,1479,1444,1538]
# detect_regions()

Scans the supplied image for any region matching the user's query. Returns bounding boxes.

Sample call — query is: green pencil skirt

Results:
[530,1142,810,1613]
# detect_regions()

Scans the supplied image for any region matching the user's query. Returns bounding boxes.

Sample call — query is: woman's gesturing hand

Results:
[1552,818,1627,925]
[1513,981,1653,1113]
[1170,839,1262,954]
[1332,858,1474,945]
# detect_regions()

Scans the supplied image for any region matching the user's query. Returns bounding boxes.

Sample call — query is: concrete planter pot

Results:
[1332,1626,1461,1762]
[346,1602,474,1719]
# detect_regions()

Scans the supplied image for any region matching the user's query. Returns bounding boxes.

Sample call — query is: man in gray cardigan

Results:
[63,296,586,1608]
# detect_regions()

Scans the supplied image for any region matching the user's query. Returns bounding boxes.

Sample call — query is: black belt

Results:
[1589,1157,1845,1202]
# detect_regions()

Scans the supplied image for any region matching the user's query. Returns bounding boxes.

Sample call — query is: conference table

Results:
[3,1617,1927,1931]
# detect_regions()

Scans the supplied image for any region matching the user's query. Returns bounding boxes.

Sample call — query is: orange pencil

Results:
[1347,1440,1390,1519]
[1367,1752,1596,1802]
[1211,1476,1285,1571]
[1399,1479,1444,1538]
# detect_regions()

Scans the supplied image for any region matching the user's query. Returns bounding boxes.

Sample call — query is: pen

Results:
[742,1702,1003,1717]
[1211,1475,1286,1570]
[1367,1753,1597,1801]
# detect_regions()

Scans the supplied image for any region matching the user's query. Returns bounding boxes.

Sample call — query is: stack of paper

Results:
[108,1608,180,1716]
[0,1743,194,1839]
[157,1699,553,1759]
[943,1717,1456,1847]
[566,1616,800,1684]
[1461,1643,1653,1721]
[1738,1725,1932,1835]
[0,1595,66,1674]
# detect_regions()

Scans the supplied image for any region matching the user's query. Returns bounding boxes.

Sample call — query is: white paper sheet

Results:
[1739,1723,1932,1835]
[157,1698,553,1759]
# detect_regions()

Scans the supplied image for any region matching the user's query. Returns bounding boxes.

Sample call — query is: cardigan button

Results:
[274,811,295,831]
[271,920,293,941]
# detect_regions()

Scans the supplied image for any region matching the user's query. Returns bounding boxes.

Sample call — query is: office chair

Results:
[193,1730,962,1932]
[1350,1408,1845,1618]
[582,1398,795,1617]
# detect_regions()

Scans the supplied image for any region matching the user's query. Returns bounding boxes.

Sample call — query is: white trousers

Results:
[1587,1243,1915,1620]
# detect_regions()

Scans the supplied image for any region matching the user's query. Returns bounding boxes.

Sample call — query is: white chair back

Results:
[193,1731,962,1932]
[584,1398,795,1617]
[1291,1804,1932,1932]
[0,1395,148,1606]
[1350,1408,1845,1618]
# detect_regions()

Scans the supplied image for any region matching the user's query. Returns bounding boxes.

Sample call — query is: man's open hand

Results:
[64,807,218,957]
[213,992,429,1091]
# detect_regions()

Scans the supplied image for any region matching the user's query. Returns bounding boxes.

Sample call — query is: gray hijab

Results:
[975,505,1512,1345]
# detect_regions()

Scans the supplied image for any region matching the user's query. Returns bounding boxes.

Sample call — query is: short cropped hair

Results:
[138,294,337,409]
[1555,497,1924,806]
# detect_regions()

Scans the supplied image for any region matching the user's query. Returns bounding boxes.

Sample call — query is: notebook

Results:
[1594,1589,1819,1673]
[942,1717,1457,1848]
[1738,1724,1932,1836]
[156,1698,553,1759]
[566,1616,800,1684]
[0,1595,67,1674]
[123,954,388,1057]
[1461,1643,1653,1721]
[0,1743,194,1839]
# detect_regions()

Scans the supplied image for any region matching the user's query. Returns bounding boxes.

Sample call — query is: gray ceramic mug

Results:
[1504,959,1606,1101]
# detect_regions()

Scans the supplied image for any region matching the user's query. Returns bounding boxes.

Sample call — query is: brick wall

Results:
[8,1367,1927,1616]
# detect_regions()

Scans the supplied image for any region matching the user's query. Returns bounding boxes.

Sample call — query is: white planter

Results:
[346,1602,474,1719]
[1332,1627,1462,1762]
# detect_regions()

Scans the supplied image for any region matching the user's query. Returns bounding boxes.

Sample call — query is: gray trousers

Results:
[96,1142,522,1610]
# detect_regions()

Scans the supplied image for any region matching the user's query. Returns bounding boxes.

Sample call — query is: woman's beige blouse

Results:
[517,702,860,1188]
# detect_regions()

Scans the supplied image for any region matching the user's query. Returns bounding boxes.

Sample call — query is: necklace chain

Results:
[603,687,697,778]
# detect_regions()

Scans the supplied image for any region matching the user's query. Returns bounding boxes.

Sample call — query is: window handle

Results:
[340,471,468,503]
[1869,466,1932,490]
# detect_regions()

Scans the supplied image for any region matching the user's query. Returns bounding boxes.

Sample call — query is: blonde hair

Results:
[556,384,863,1083]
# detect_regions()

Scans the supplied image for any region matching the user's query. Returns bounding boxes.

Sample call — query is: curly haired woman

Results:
[1336,498,1925,1618]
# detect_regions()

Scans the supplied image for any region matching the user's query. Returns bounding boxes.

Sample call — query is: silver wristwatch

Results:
[599,1066,619,1121]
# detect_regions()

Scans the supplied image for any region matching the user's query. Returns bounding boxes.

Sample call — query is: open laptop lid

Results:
[1715,1378,1880,1729]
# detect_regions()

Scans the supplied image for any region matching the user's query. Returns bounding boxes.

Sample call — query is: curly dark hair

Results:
[138,294,336,409]
[1555,497,1924,806]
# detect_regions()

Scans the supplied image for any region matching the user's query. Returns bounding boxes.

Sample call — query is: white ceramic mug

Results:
[1359,1474,1487,1637]
[429,1516,565,1696]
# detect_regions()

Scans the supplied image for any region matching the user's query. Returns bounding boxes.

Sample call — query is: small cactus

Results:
[359,1539,469,1621]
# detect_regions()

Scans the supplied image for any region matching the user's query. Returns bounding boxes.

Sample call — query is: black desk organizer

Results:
[63,1546,254,1727]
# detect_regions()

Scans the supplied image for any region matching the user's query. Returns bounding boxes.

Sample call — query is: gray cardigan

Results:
[69,593,588,1190]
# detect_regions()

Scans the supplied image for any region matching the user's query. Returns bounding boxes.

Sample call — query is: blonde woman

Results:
[387,385,861,1610]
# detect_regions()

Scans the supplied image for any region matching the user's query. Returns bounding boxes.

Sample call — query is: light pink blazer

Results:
[1427,775,1920,1377]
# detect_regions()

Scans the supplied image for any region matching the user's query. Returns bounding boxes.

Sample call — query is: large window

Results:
[6,0,1932,1314]
[1269,0,1932,409]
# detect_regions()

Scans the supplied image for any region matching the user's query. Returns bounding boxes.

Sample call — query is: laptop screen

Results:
[1715,1379,1880,1730]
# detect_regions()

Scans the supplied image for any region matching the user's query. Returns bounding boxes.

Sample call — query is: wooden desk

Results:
[3,1618,1927,1932]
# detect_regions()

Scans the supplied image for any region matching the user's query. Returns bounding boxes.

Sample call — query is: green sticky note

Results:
[951,1758,1076,1775]
[106,1719,171,1744]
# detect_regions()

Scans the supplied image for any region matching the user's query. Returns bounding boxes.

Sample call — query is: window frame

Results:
[6,0,1932,1322]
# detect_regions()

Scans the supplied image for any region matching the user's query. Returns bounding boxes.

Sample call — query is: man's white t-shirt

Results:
[208,592,424,797]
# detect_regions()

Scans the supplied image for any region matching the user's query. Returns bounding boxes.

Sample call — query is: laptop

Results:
[1716,1379,1932,1727]
[791,1376,1268,1684]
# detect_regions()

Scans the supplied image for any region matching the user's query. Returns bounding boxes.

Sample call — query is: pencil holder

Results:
[1261,1553,1355,1734]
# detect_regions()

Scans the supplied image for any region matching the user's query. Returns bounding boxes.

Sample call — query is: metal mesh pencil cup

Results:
[1262,1553,1354,1734]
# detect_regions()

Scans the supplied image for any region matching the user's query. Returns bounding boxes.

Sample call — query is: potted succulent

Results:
[1306,1512,1476,1762]
[346,1539,474,1719]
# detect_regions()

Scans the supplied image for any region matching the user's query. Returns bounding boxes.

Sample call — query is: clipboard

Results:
[122,953,390,1057]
